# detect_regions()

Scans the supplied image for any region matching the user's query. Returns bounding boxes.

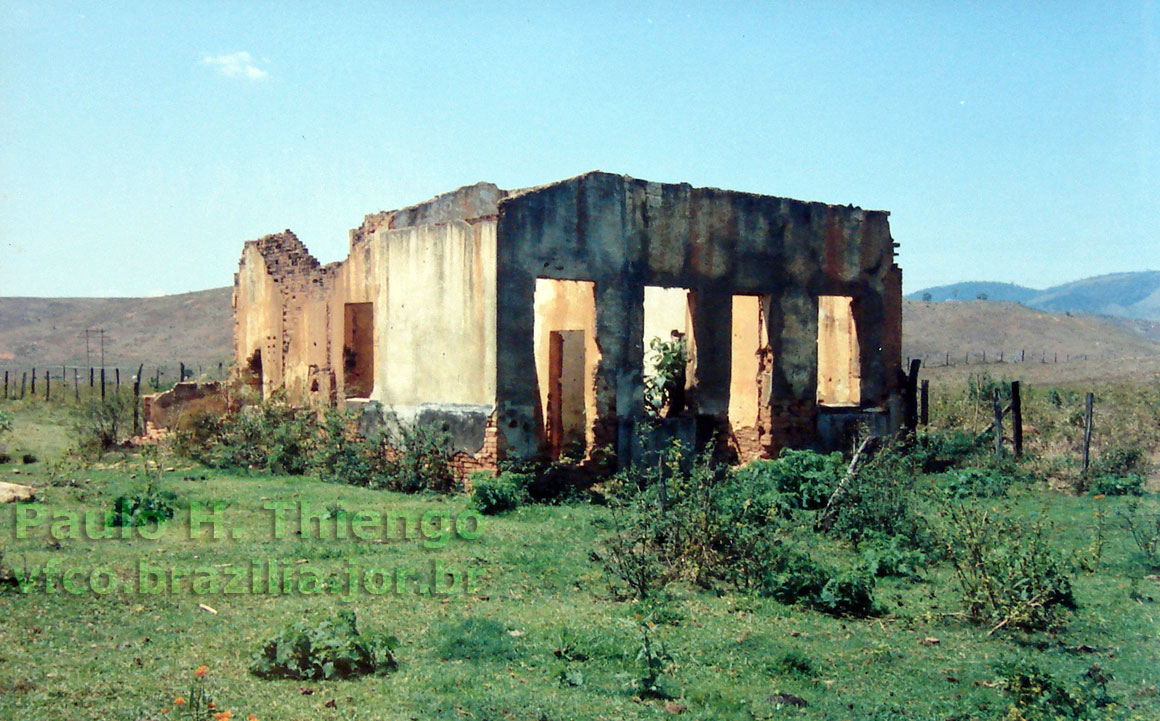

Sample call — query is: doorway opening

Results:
[816,295,860,406]
[533,279,599,459]
[642,286,693,417]
[729,294,771,428]
[343,302,374,398]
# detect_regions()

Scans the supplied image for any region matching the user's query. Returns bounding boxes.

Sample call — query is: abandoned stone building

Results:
[233,171,903,469]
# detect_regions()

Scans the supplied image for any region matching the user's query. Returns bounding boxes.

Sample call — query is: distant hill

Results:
[908,281,1039,304]
[902,299,1160,363]
[1029,271,1160,319]
[908,271,1160,321]
[3,285,1159,383]
[0,287,233,372]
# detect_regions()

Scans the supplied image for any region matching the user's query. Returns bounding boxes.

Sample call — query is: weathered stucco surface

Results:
[233,171,902,470]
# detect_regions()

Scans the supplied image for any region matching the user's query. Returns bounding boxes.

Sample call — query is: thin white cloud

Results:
[199,51,268,80]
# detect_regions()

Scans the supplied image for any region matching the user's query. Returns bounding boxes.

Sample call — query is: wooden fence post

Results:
[31,367,36,395]
[90,367,94,388]
[1082,392,1094,473]
[1011,380,1023,459]
[100,368,106,401]
[3,370,7,399]
[44,369,50,402]
[74,369,79,402]
[115,368,120,389]
[21,372,27,399]
[993,388,1004,460]
[920,379,930,426]
[904,359,921,431]
[133,362,144,436]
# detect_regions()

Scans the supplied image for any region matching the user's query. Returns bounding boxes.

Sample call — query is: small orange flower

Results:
[174,697,186,706]
[248,715,258,721]
[195,664,209,677]
[213,711,233,720]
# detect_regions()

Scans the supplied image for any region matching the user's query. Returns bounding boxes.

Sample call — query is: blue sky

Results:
[2,1,1157,297]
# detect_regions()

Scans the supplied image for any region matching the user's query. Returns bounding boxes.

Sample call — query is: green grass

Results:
[1,403,1159,720]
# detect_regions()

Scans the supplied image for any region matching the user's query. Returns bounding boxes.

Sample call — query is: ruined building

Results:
[233,171,903,469]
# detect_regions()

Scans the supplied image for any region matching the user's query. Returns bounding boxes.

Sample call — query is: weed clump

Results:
[595,440,878,616]
[732,449,844,511]
[471,471,530,514]
[174,401,456,492]
[250,611,398,680]
[74,392,134,454]
[940,503,1076,632]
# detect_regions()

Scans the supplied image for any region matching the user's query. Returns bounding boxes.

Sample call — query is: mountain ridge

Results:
[908,270,1160,321]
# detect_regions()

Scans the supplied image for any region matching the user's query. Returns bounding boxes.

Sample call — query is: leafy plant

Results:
[938,467,1014,499]
[174,392,319,474]
[859,533,928,580]
[74,392,133,454]
[1092,445,1149,477]
[471,471,530,514]
[250,611,398,680]
[1117,500,1160,569]
[823,442,933,552]
[629,617,676,699]
[643,335,688,418]
[994,659,1115,720]
[376,414,455,493]
[311,407,374,486]
[1089,473,1144,497]
[940,503,1076,632]
[761,548,878,617]
[732,449,844,511]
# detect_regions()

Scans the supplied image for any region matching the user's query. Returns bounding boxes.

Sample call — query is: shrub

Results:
[815,570,877,617]
[1117,501,1160,569]
[940,503,1076,632]
[643,335,688,418]
[761,549,827,606]
[174,393,319,473]
[376,416,455,493]
[994,659,1115,720]
[939,467,1014,499]
[0,408,12,437]
[311,407,374,486]
[471,471,530,514]
[1090,474,1144,497]
[596,439,878,615]
[74,392,133,453]
[859,533,928,580]
[109,487,177,528]
[761,550,878,617]
[909,429,980,472]
[250,611,397,680]
[1093,445,1149,477]
[824,443,932,551]
[733,449,844,511]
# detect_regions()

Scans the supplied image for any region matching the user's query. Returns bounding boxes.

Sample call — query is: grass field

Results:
[1,386,1159,721]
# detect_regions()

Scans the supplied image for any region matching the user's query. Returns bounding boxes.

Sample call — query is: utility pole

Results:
[85,328,107,370]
